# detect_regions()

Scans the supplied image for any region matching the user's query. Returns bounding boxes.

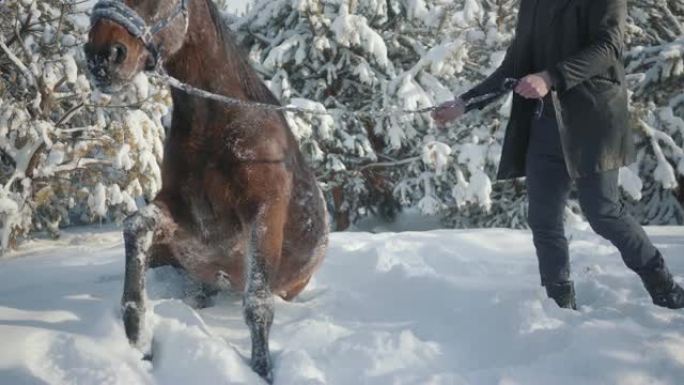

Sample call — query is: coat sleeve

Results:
[547,0,626,92]
[460,38,516,111]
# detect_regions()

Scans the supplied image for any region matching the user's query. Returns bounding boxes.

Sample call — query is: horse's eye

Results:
[110,43,128,65]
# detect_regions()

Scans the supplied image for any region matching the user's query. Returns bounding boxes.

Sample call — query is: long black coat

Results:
[462,0,634,180]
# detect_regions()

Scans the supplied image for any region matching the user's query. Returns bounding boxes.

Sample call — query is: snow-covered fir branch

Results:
[1,0,683,250]
[235,0,683,229]
[0,0,168,252]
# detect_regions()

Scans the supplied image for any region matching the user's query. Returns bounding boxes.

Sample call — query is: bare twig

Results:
[4,6,33,48]
[54,4,66,48]
[359,156,421,170]
[52,158,112,174]
[55,102,85,127]
[0,35,35,86]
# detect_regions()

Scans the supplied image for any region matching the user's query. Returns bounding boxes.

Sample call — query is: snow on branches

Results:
[0,0,168,252]
[236,0,683,229]
[2,0,682,248]
[623,0,684,224]
[235,0,517,229]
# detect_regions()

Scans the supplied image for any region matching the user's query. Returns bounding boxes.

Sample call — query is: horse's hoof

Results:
[123,305,142,344]
[261,370,273,384]
[251,359,273,384]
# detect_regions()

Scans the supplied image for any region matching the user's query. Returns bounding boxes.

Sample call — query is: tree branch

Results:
[0,35,35,86]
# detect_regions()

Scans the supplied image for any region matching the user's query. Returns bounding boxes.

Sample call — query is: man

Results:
[433,0,684,309]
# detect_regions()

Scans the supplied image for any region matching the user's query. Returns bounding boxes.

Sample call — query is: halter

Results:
[91,0,190,70]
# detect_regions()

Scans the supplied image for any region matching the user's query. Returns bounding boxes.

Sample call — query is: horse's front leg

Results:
[122,202,173,353]
[244,202,286,383]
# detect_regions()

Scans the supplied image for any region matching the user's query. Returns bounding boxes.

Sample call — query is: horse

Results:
[85,0,329,381]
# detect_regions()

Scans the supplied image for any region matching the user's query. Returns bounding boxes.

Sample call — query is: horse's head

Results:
[85,0,190,92]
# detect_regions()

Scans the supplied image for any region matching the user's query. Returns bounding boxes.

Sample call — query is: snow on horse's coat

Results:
[85,0,328,381]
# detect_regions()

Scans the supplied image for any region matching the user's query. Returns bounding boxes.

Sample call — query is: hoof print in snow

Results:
[186,285,219,309]
[190,294,215,310]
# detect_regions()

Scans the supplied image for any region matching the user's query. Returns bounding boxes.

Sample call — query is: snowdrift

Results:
[1,225,683,384]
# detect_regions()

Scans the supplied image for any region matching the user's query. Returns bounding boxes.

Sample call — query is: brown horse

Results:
[85,0,328,381]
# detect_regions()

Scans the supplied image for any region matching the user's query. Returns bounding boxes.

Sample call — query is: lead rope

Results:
[152,72,529,119]
[91,0,543,119]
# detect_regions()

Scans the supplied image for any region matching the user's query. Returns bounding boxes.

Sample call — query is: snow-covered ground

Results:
[1,225,683,385]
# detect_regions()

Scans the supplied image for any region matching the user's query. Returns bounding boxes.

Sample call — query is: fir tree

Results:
[235,0,683,229]
[235,0,520,229]
[0,0,168,252]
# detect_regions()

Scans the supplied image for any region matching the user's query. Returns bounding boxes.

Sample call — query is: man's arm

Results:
[431,39,516,125]
[460,38,517,111]
[547,0,626,92]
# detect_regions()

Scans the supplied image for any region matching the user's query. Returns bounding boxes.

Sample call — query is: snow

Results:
[2,225,684,384]
[396,74,433,113]
[353,61,374,85]
[422,140,452,175]
[285,98,334,142]
[331,5,391,71]
[132,73,150,100]
[619,167,644,201]
[404,0,429,21]
[263,36,303,71]
[62,54,78,84]
[0,196,19,214]
[416,176,443,215]
[114,144,134,171]
[1,0,169,247]
[224,0,253,16]
[88,183,108,218]
[465,169,493,211]
[108,185,124,207]
[415,41,468,77]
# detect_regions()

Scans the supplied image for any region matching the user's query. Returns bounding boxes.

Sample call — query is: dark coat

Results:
[462,0,635,180]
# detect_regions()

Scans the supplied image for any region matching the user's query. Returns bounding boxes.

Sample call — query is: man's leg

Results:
[526,115,576,308]
[576,170,684,309]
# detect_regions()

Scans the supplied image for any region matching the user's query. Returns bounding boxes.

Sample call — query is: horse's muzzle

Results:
[85,44,126,93]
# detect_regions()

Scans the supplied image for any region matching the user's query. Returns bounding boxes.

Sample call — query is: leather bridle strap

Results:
[90,0,189,69]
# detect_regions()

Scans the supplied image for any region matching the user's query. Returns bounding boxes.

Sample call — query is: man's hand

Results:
[515,71,552,99]
[432,97,466,127]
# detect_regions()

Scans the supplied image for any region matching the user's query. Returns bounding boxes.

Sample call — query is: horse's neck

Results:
[164,0,246,100]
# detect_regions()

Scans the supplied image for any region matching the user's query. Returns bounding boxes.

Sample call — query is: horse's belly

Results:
[167,232,247,290]
[275,186,329,296]
[161,179,328,297]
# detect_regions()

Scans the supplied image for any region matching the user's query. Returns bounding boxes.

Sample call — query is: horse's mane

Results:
[205,0,280,105]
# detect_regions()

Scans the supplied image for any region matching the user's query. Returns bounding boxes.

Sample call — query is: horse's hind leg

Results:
[244,250,275,382]
[244,270,274,382]
[243,204,286,383]
[122,203,173,351]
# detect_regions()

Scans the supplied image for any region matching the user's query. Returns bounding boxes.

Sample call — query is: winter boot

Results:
[637,253,684,309]
[545,281,577,310]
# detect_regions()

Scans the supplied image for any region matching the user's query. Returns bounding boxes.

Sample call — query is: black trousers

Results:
[526,115,658,285]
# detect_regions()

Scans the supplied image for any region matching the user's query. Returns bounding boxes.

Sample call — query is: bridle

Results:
[90,0,190,71]
[88,1,542,122]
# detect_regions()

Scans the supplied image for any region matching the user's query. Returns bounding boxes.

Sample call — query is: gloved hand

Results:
[515,71,553,99]
[431,97,466,127]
